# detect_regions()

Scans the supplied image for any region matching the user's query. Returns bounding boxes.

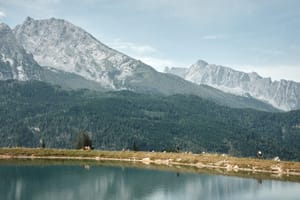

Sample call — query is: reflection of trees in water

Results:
[0,165,297,200]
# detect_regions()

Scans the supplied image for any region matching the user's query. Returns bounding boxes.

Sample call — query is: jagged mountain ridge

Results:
[13,17,145,90]
[0,22,105,91]
[0,23,41,81]
[165,60,300,111]
[0,17,278,111]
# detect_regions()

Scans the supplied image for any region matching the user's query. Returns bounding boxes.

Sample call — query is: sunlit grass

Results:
[1,147,300,178]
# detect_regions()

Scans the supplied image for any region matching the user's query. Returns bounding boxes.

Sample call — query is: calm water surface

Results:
[0,163,299,200]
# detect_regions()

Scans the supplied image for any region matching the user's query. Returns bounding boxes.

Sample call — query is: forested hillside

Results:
[0,80,299,160]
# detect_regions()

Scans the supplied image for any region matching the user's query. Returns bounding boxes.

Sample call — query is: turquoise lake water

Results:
[0,164,299,200]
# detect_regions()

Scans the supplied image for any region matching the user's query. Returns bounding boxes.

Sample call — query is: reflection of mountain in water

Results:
[0,165,299,200]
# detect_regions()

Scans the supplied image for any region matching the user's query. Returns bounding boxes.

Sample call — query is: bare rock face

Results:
[13,17,155,90]
[165,60,300,111]
[0,22,41,81]
[0,22,105,90]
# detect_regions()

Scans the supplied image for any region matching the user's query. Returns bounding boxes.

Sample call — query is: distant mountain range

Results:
[1,17,300,159]
[0,17,279,111]
[165,60,300,111]
[4,16,300,112]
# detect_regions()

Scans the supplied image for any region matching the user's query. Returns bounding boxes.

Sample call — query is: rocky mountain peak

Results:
[25,16,34,22]
[195,59,208,67]
[0,22,42,81]
[166,60,300,111]
[13,17,138,88]
[0,23,22,54]
[0,23,11,33]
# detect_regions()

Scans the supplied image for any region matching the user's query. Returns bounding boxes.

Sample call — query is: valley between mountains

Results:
[0,17,300,161]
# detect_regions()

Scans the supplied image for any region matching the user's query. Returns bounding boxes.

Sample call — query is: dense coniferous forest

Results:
[0,80,299,160]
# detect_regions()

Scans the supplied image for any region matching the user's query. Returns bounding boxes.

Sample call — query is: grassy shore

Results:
[1,148,300,182]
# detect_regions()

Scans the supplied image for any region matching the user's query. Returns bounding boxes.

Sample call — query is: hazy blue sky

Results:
[1,0,300,81]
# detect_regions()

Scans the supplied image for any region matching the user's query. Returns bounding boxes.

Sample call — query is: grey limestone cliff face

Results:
[0,22,106,91]
[13,17,157,90]
[0,23,42,81]
[165,60,300,111]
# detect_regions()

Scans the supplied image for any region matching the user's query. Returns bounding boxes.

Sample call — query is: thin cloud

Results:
[109,38,157,55]
[134,56,188,72]
[107,38,188,72]
[0,11,6,18]
[202,35,227,40]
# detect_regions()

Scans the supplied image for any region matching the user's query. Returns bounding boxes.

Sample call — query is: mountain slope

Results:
[0,23,41,81]
[165,60,300,111]
[0,22,105,91]
[13,17,145,89]
[0,80,299,160]
[12,17,278,111]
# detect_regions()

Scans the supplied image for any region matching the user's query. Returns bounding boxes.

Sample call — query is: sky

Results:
[0,0,300,81]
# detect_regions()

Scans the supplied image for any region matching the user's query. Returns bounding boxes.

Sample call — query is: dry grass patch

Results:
[1,148,300,178]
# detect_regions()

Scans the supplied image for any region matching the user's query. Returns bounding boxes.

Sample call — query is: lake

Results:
[0,161,299,200]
